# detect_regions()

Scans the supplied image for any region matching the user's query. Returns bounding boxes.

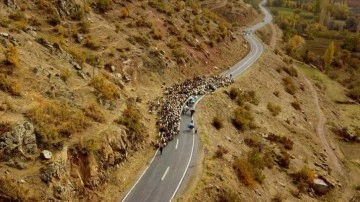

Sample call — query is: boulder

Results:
[313,178,330,195]
[41,150,53,160]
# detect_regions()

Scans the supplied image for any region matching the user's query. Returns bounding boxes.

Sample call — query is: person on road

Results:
[183,106,189,115]
[159,143,164,155]
[188,120,194,130]
[190,109,195,116]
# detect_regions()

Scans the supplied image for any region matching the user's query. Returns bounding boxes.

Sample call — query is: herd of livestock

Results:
[148,75,234,146]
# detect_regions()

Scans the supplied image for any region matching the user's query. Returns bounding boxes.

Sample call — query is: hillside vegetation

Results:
[0,0,260,200]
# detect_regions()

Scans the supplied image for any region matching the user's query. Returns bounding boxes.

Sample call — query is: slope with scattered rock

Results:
[0,0,261,200]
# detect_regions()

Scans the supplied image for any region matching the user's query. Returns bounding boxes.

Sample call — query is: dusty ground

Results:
[180,18,360,202]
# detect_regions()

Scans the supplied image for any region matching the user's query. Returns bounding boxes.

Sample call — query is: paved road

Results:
[121,1,272,201]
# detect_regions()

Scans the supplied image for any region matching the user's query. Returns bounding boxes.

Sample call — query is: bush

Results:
[273,91,280,97]
[291,100,301,110]
[83,104,106,123]
[97,0,112,13]
[212,116,224,130]
[60,68,72,82]
[27,101,90,144]
[266,133,294,150]
[272,192,284,202]
[79,20,90,34]
[218,190,241,202]
[229,87,239,100]
[233,158,256,187]
[282,66,298,77]
[264,151,275,168]
[282,77,297,95]
[348,86,360,102]
[8,11,26,21]
[129,35,150,47]
[291,166,315,192]
[71,7,85,20]
[214,145,228,158]
[244,136,262,150]
[0,74,21,96]
[114,104,145,144]
[4,45,20,71]
[267,102,281,116]
[90,75,120,100]
[84,37,101,50]
[232,106,255,131]
[276,150,290,169]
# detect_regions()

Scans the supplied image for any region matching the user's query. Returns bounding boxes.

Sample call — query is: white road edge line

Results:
[170,128,195,201]
[161,167,170,181]
[121,148,159,202]
[175,139,179,150]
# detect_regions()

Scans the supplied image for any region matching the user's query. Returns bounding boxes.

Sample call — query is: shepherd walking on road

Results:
[159,143,164,155]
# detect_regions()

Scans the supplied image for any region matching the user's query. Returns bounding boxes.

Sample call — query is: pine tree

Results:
[324,41,335,72]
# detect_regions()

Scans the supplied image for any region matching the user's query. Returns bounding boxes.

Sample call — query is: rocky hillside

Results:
[0,0,260,200]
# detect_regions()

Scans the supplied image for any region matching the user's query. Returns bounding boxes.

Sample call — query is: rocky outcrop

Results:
[0,122,38,163]
[57,0,82,18]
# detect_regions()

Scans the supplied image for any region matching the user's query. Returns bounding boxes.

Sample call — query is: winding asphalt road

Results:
[121,1,273,201]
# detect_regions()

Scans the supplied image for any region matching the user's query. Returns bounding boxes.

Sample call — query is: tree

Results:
[324,41,335,72]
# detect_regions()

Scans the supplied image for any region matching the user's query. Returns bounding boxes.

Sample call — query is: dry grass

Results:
[291,166,315,192]
[83,104,106,123]
[232,106,256,131]
[282,66,298,77]
[214,145,228,158]
[90,74,120,100]
[27,100,90,145]
[233,158,257,187]
[282,77,297,95]
[0,74,21,96]
[114,104,146,144]
[266,133,294,150]
[267,102,281,116]
[60,68,72,82]
[3,45,20,73]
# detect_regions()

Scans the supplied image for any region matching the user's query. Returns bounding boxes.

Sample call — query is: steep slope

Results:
[0,0,261,200]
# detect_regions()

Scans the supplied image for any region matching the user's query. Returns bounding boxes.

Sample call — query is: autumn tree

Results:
[324,41,335,72]
[286,35,305,54]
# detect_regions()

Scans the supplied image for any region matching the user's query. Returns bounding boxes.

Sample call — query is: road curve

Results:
[121,1,272,202]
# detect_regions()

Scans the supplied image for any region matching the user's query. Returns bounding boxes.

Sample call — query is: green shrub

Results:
[90,75,120,100]
[212,116,224,130]
[267,102,281,116]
